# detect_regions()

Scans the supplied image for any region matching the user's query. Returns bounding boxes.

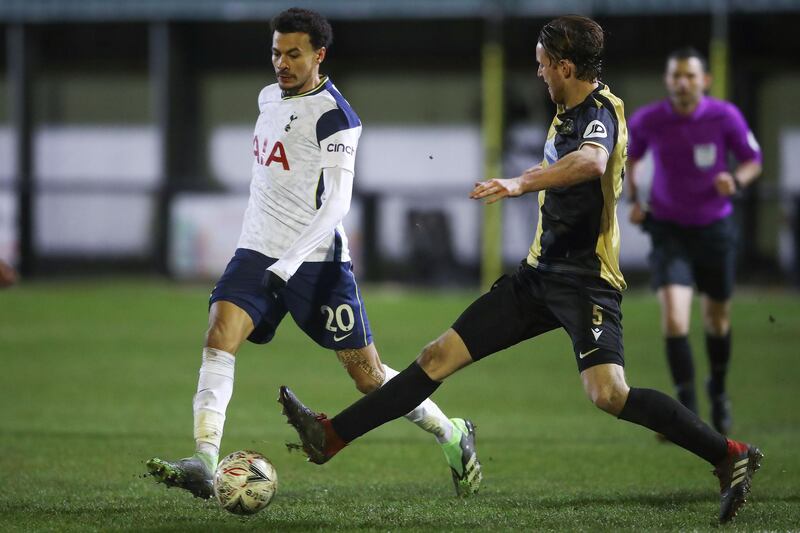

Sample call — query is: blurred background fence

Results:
[2,0,800,287]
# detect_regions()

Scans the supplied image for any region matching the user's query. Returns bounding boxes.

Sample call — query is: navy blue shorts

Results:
[643,214,738,301]
[210,248,373,350]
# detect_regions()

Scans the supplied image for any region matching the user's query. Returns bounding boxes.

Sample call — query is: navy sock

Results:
[706,331,731,396]
[331,361,441,443]
[619,387,727,465]
[665,336,697,413]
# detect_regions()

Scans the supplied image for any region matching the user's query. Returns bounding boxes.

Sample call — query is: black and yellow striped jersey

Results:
[526,83,627,291]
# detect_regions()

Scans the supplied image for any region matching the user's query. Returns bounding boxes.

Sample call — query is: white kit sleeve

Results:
[267,165,353,281]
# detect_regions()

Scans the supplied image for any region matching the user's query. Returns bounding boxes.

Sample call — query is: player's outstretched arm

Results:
[469,177,525,204]
[469,162,543,204]
[470,144,607,204]
[529,144,608,190]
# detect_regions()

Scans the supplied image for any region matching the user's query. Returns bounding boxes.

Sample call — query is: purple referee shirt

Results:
[628,96,761,226]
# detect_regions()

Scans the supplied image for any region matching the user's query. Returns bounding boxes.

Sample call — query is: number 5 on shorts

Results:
[592,304,604,326]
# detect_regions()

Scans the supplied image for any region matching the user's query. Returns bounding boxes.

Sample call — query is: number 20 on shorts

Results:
[320,304,355,333]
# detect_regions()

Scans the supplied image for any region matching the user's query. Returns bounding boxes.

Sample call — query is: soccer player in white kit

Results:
[146,7,482,499]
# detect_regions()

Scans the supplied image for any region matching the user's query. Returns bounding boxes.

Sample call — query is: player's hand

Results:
[714,172,738,197]
[470,178,523,204]
[262,269,287,300]
[629,202,647,225]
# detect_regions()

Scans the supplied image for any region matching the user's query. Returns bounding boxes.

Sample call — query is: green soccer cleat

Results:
[441,418,482,497]
[145,454,215,499]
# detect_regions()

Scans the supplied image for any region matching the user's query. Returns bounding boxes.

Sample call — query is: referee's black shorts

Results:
[451,262,624,373]
[644,214,738,301]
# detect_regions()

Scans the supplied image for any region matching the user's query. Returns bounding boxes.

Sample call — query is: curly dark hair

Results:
[270,7,333,50]
[538,15,604,82]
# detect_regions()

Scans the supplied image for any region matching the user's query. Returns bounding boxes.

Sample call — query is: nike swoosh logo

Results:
[333,332,353,342]
[579,347,600,359]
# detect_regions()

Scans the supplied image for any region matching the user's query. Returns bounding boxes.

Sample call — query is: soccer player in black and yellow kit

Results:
[278,15,762,524]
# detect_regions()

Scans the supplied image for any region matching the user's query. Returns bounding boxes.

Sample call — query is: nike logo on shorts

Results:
[579,347,600,359]
[333,332,353,342]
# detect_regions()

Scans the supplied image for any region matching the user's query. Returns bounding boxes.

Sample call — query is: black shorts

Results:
[644,214,737,301]
[451,262,624,372]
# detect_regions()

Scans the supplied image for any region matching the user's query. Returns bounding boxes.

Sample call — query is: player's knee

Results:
[705,321,729,337]
[205,322,239,354]
[664,315,688,336]
[416,332,472,381]
[588,383,628,415]
[417,339,448,378]
[703,312,730,336]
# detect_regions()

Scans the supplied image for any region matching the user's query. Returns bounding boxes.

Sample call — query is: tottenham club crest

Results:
[284,113,298,132]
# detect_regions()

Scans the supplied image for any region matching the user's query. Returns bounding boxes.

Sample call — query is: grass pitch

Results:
[0,279,798,531]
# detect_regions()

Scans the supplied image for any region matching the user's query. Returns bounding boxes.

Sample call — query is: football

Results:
[213,450,278,515]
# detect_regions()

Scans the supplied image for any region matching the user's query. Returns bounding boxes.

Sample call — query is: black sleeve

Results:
[576,105,617,155]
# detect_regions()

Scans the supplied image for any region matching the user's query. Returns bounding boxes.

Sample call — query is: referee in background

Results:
[627,47,762,435]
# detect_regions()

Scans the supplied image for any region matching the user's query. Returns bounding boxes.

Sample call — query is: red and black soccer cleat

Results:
[714,439,763,523]
[278,385,345,464]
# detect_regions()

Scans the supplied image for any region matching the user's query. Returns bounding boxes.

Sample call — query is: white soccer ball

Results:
[213,450,278,515]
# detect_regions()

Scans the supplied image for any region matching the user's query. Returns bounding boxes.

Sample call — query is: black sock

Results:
[706,331,731,396]
[619,387,727,465]
[331,361,441,443]
[665,336,697,413]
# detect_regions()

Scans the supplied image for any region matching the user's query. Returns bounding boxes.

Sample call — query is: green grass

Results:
[0,280,798,531]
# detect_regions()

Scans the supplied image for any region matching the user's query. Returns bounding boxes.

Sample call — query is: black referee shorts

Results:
[451,262,624,373]
[644,214,738,301]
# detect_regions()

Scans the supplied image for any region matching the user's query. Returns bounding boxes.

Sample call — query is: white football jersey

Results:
[237,77,361,262]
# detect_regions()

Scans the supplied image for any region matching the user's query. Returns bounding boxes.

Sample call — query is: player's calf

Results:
[337,346,385,394]
[706,379,733,435]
